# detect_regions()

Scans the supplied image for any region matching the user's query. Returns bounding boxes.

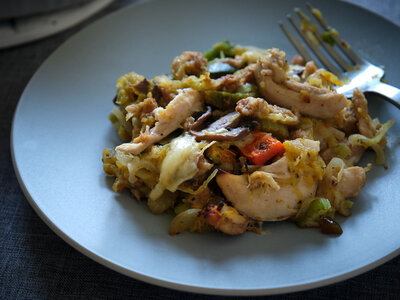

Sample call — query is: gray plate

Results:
[11,0,400,296]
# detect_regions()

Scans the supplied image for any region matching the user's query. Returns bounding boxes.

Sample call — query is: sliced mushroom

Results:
[189,111,250,141]
[207,111,241,131]
[189,127,250,142]
[189,106,212,131]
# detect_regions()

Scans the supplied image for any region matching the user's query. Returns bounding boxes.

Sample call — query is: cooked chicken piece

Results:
[336,167,366,198]
[171,51,207,80]
[352,88,376,138]
[203,203,248,235]
[116,88,202,154]
[125,97,158,124]
[344,144,366,166]
[196,155,214,177]
[236,97,299,125]
[259,156,292,179]
[255,48,347,119]
[349,89,388,150]
[317,159,366,215]
[184,188,213,209]
[216,138,325,221]
[302,61,317,78]
[335,105,358,135]
[216,165,318,221]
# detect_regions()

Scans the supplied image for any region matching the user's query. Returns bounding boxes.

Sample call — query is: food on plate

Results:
[102,40,394,236]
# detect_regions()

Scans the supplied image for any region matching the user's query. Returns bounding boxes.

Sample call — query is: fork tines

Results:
[280,3,363,76]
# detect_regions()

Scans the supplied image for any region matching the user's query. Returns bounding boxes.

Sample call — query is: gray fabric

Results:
[0,0,94,19]
[1,0,399,298]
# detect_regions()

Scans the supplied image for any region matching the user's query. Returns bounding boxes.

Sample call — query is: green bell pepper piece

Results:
[204,40,235,61]
[296,197,332,228]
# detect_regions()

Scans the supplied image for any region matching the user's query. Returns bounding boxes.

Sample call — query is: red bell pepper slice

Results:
[239,132,285,165]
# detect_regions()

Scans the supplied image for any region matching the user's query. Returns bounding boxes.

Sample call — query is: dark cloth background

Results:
[1,0,399,298]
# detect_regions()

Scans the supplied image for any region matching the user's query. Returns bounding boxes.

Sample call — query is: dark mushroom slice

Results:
[189,127,250,142]
[189,111,250,141]
[207,111,241,131]
[190,106,212,131]
[130,78,150,94]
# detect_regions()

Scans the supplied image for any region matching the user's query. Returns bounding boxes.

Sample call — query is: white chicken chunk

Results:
[317,164,366,199]
[316,158,366,216]
[216,157,318,221]
[116,88,202,154]
[337,167,366,198]
[203,203,248,235]
[255,48,347,119]
[216,138,325,221]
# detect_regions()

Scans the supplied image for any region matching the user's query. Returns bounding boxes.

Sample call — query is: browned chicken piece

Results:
[352,89,389,151]
[184,188,213,210]
[255,48,347,119]
[335,105,358,135]
[171,51,207,80]
[203,203,248,235]
[235,97,299,125]
[196,155,214,177]
[125,97,158,121]
[116,88,203,154]
[352,88,377,138]
[124,97,159,138]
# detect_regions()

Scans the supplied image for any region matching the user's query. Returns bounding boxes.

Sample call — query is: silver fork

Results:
[280,3,400,109]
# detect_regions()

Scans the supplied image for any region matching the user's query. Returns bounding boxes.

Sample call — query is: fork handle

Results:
[367,82,400,109]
